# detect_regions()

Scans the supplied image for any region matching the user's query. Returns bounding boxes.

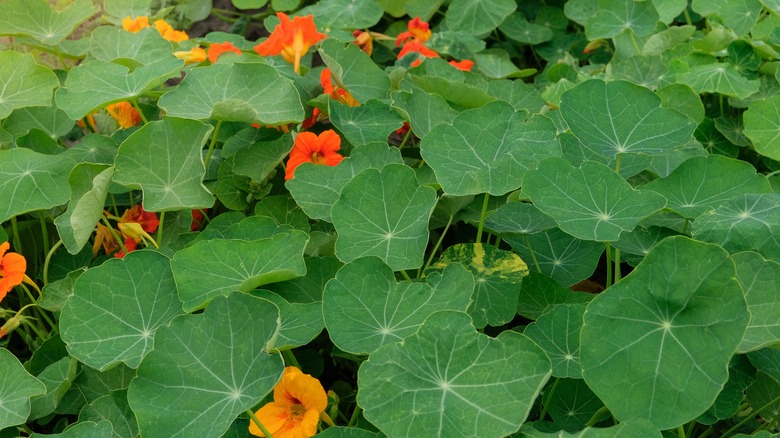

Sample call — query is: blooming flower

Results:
[0,242,25,302]
[254,12,326,74]
[106,101,142,128]
[122,16,150,32]
[449,59,475,71]
[353,30,373,56]
[285,130,343,180]
[114,237,138,259]
[396,17,432,47]
[153,19,189,42]
[397,41,439,67]
[120,204,159,234]
[174,47,207,64]
[208,42,242,63]
[248,367,328,438]
[320,68,359,107]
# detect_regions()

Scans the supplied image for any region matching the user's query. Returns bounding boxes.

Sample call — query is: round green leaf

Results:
[546,378,605,431]
[517,271,593,321]
[358,311,551,438]
[585,0,660,39]
[264,256,342,303]
[678,63,760,99]
[29,357,78,420]
[747,372,780,422]
[560,80,696,158]
[323,257,473,355]
[30,421,113,438]
[3,104,75,139]
[319,39,391,104]
[0,51,58,119]
[332,164,437,271]
[0,348,46,429]
[299,0,382,29]
[523,158,667,242]
[524,303,587,378]
[78,391,138,438]
[500,12,554,45]
[518,419,662,437]
[259,293,323,351]
[391,87,459,139]
[0,0,98,45]
[128,293,284,438]
[732,251,780,353]
[171,231,309,312]
[744,95,780,161]
[644,155,771,219]
[484,201,557,235]
[445,0,517,36]
[54,164,114,255]
[581,236,750,429]
[421,100,560,196]
[329,99,405,146]
[113,117,214,212]
[158,63,305,124]
[60,251,184,371]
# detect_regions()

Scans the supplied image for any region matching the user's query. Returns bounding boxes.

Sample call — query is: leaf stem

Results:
[475,194,490,244]
[398,126,412,150]
[101,216,128,255]
[615,153,622,175]
[204,119,224,170]
[523,235,542,273]
[614,247,622,283]
[347,404,362,427]
[130,99,148,124]
[421,214,453,276]
[281,349,300,368]
[605,242,613,288]
[157,211,165,245]
[246,409,274,438]
[39,215,50,258]
[42,240,63,286]
[399,270,413,282]
[677,424,686,438]
[539,377,559,421]
[10,216,23,254]
[721,395,780,437]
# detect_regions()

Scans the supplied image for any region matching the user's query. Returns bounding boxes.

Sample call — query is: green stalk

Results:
[421,215,453,275]
[614,247,622,282]
[101,216,129,254]
[721,395,780,437]
[475,194,490,244]
[398,126,412,150]
[204,120,224,170]
[677,425,686,438]
[523,235,542,272]
[400,270,413,282]
[10,216,23,254]
[605,242,613,288]
[39,215,50,258]
[347,405,363,427]
[130,99,149,124]
[281,349,300,368]
[246,409,273,438]
[539,377,560,421]
[43,240,63,286]
[157,211,165,245]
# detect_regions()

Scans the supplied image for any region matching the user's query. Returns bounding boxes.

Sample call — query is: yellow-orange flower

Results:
[92,223,119,257]
[154,19,189,42]
[106,101,142,128]
[352,30,373,56]
[122,16,150,32]
[285,130,343,180]
[320,68,359,107]
[174,47,207,64]
[208,41,242,63]
[0,242,26,302]
[254,12,326,74]
[396,17,431,47]
[249,367,327,438]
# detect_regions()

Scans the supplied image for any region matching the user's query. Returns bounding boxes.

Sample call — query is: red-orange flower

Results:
[285,130,343,180]
[301,108,322,130]
[120,204,160,234]
[398,41,439,67]
[353,30,373,56]
[106,101,142,128]
[114,237,138,259]
[191,209,206,231]
[396,17,431,47]
[0,242,25,302]
[208,42,242,63]
[320,68,359,107]
[449,59,475,71]
[248,367,327,438]
[254,12,326,74]
[153,19,189,42]
[122,16,150,32]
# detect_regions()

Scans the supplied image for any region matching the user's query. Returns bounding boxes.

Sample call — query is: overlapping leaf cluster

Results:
[1,0,780,437]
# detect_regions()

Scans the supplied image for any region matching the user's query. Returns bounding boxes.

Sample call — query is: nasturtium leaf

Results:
[329,99,405,146]
[316,427,384,438]
[254,195,310,232]
[714,116,750,146]
[732,251,780,353]
[560,80,696,158]
[747,372,780,422]
[128,293,284,438]
[258,292,323,350]
[700,355,756,423]
[103,0,151,20]
[692,193,780,263]
[89,26,172,66]
[474,49,535,79]
[744,95,780,161]
[749,348,780,382]
[287,142,403,221]
[581,237,750,430]
[58,364,135,415]
[332,164,437,271]
[500,12,554,45]
[644,155,771,219]
[0,0,98,45]
[324,258,472,355]
[678,63,760,99]
[299,0,382,28]
[171,231,308,312]
[506,229,604,287]
[546,378,605,431]
[487,80,546,113]
[643,25,697,56]
[231,134,293,182]
[193,215,276,243]
[517,271,593,320]
[484,201,557,235]
[564,0,598,25]
[523,158,667,242]
[30,357,78,420]
[656,83,705,124]
[428,243,528,328]
[609,55,667,90]
[78,391,139,438]
[612,226,679,266]
[158,62,304,124]
[585,0,659,39]
[113,118,214,212]
[713,0,763,36]
[524,303,586,378]
[0,348,45,429]
[30,421,113,438]
[360,311,550,437]
[264,256,341,303]
[62,134,120,165]
[426,30,487,59]
[421,100,559,196]
[319,39,390,103]
[390,87,458,139]
[3,104,74,139]
[55,164,114,255]
[518,419,662,437]
[0,51,58,119]
[60,251,183,371]
[445,0,516,36]
[0,148,75,223]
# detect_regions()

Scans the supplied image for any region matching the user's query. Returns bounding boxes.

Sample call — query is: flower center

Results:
[310,151,327,165]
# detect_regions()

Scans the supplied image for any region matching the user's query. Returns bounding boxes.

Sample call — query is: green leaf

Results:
[171,231,309,312]
[656,83,705,124]
[518,419,662,437]
[523,158,667,242]
[651,0,688,23]
[359,311,551,437]
[428,243,528,328]
[445,0,517,36]
[29,357,78,420]
[473,49,536,79]
[0,148,74,223]
[409,73,497,109]
[643,155,771,219]
[747,372,780,422]
[231,134,293,182]
[0,0,98,45]
[78,391,139,438]
[560,80,696,158]
[323,258,473,354]
[254,195,310,232]
[678,63,760,99]
[421,100,559,196]
[113,117,214,212]
[58,364,135,415]
[585,0,660,39]
[30,421,113,438]
[319,39,391,103]
[259,293,323,350]
[128,293,284,438]
[332,164,437,271]
[3,104,75,139]
[484,201,557,235]
[744,95,780,161]
[287,142,403,222]
[60,251,184,371]
[524,303,587,378]
[300,0,383,28]
[546,378,605,431]
[0,51,58,119]
[329,99,405,146]
[692,193,780,263]
[158,63,305,124]
[103,0,152,20]
[701,355,756,423]
[516,271,593,321]
[391,87,459,139]
[232,0,267,9]
[54,164,114,255]
[581,236,749,429]
[733,251,780,353]
[564,0,598,26]
[0,348,45,427]
[499,12,554,45]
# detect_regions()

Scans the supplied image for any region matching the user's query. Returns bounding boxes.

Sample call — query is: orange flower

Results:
[301,108,322,130]
[120,204,159,234]
[208,42,242,63]
[93,223,119,257]
[174,47,207,64]
[249,367,327,438]
[106,101,142,128]
[0,242,26,302]
[254,12,326,74]
[398,41,439,67]
[396,17,431,47]
[285,130,343,180]
[449,59,474,71]
[114,237,138,259]
[153,19,189,42]
[353,30,373,56]
[320,68,359,107]
[191,209,206,231]
[122,16,150,33]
